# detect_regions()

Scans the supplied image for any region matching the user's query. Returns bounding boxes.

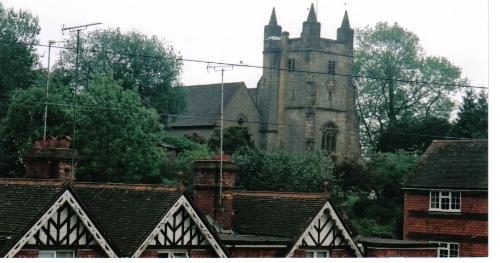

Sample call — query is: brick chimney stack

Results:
[23,136,78,181]
[193,154,236,232]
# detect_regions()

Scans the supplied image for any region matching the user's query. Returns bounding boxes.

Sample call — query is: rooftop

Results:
[404,140,488,190]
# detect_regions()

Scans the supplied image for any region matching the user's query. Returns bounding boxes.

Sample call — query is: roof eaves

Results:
[66,185,122,257]
[128,192,184,257]
[182,194,231,257]
[1,184,67,257]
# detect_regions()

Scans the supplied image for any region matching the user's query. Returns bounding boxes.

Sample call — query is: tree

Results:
[0,3,40,115]
[208,126,255,155]
[449,90,488,139]
[0,79,71,177]
[377,116,451,152]
[354,22,467,151]
[233,148,338,193]
[55,28,184,118]
[345,151,419,238]
[0,74,166,183]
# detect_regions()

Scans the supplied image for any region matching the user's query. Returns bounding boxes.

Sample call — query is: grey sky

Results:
[2,0,488,89]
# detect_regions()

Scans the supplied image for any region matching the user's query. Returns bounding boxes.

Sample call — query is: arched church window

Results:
[321,123,337,152]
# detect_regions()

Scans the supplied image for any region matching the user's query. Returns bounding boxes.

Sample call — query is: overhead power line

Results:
[0,39,488,90]
[2,97,477,140]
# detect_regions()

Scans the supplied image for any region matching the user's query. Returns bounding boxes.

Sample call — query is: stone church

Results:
[169,4,360,160]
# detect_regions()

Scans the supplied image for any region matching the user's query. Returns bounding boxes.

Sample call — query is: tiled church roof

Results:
[169,82,247,127]
[404,140,488,190]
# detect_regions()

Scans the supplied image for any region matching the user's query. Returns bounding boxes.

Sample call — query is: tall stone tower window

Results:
[327,61,336,75]
[321,123,337,152]
[288,58,296,71]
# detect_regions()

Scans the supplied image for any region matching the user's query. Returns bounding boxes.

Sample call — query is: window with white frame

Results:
[429,191,460,212]
[158,250,189,258]
[38,250,75,258]
[305,250,329,258]
[432,242,459,257]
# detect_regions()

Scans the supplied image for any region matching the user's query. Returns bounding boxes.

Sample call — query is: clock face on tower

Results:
[326,78,336,95]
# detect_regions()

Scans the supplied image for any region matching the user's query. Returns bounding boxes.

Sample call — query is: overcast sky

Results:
[3,0,488,89]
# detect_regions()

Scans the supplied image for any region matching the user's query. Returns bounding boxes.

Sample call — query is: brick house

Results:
[402,140,488,257]
[0,137,439,258]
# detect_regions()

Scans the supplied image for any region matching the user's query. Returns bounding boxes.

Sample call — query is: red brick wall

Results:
[405,217,487,237]
[330,248,355,257]
[459,242,488,257]
[139,249,159,258]
[230,248,282,257]
[292,249,306,257]
[365,248,437,257]
[193,160,236,230]
[14,249,38,258]
[77,249,102,258]
[190,249,216,258]
[403,190,488,257]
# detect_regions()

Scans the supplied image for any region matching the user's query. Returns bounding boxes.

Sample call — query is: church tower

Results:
[256,5,360,160]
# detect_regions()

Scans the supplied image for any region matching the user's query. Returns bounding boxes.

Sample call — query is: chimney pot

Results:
[24,136,77,181]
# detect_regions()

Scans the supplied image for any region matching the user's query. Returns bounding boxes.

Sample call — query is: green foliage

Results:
[354,22,467,152]
[0,74,166,183]
[449,90,488,139]
[233,148,338,193]
[341,151,418,238]
[0,83,72,176]
[378,116,451,152]
[333,159,368,191]
[208,126,255,154]
[75,74,166,183]
[55,28,184,117]
[163,134,201,151]
[172,144,213,187]
[0,3,40,115]
[367,151,418,198]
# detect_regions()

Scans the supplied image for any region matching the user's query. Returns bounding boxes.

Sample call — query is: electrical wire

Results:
[2,97,478,140]
[0,39,488,90]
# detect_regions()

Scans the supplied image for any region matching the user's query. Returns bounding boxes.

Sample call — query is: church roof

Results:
[403,140,488,190]
[170,82,248,128]
[247,88,257,104]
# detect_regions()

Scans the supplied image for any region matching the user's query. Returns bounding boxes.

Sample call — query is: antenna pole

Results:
[207,64,233,215]
[43,40,55,140]
[73,28,81,147]
[61,22,102,147]
[62,22,102,178]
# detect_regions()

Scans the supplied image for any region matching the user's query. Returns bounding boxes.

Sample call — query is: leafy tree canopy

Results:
[55,28,185,118]
[377,116,451,152]
[208,126,255,155]
[354,22,467,152]
[0,74,166,183]
[0,3,40,115]
[449,90,488,139]
[343,151,419,238]
[233,148,338,194]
